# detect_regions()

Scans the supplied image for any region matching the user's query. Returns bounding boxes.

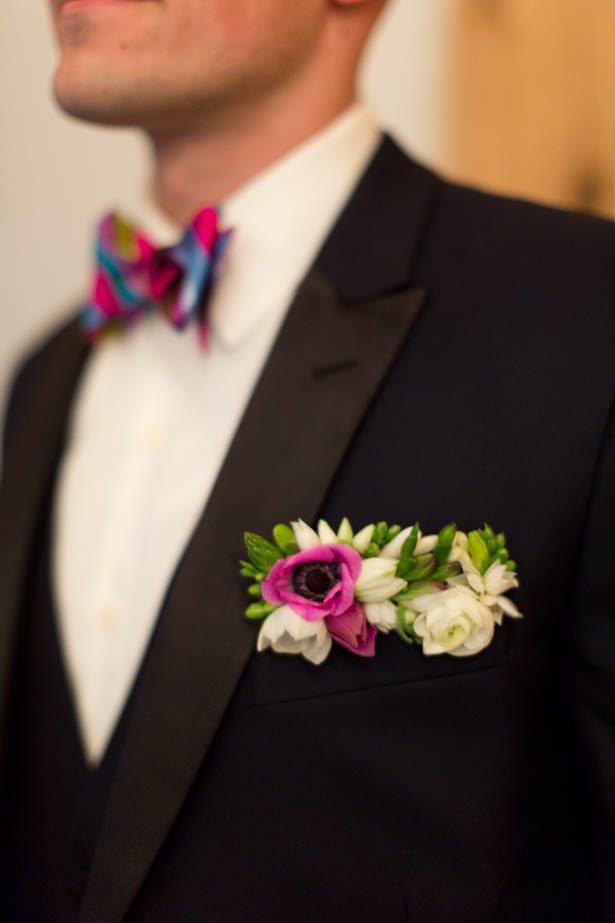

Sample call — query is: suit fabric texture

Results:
[0,137,614,923]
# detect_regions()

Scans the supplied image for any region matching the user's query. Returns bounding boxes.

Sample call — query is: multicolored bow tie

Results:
[82,207,232,348]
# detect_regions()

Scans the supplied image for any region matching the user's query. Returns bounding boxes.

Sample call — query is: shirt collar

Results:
[139,101,381,350]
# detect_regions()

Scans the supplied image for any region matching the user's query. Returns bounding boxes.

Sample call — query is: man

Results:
[0,0,613,921]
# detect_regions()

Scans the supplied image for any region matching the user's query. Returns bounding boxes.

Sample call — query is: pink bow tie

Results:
[82,207,232,349]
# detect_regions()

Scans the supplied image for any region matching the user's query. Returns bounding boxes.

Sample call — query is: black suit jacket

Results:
[1,137,614,923]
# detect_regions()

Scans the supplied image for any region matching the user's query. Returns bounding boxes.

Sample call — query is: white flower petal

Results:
[364,601,397,633]
[337,517,354,543]
[352,524,375,554]
[380,526,414,559]
[355,557,406,602]
[466,573,484,594]
[257,605,331,664]
[415,534,438,555]
[317,519,338,544]
[291,519,320,551]
[496,595,523,619]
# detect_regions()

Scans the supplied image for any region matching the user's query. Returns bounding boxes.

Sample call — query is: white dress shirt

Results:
[52,103,381,765]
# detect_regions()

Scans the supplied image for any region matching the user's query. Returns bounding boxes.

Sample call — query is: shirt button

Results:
[100,604,119,627]
[142,422,166,446]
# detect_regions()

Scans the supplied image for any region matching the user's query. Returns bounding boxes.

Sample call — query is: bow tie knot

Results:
[83,207,232,348]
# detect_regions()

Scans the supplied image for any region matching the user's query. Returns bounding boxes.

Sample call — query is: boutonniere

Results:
[240,519,522,665]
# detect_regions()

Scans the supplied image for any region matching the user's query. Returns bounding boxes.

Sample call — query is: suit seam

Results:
[241,655,512,709]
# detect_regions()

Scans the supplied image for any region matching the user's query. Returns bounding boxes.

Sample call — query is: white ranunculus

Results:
[352,524,375,554]
[257,605,332,665]
[291,518,320,551]
[364,601,397,633]
[448,561,522,624]
[410,586,495,657]
[317,519,338,544]
[355,557,407,603]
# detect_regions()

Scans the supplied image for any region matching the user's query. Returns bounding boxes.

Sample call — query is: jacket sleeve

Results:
[569,388,615,921]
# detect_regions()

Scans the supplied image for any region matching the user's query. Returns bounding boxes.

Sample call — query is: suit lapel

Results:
[74,136,439,922]
[0,321,88,751]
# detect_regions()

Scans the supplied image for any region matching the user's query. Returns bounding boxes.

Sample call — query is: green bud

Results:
[410,553,437,582]
[495,548,509,564]
[385,524,402,542]
[496,531,507,550]
[247,583,263,598]
[398,580,441,601]
[365,542,381,558]
[434,522,456,564]
[272,523,299,556]
[372,521,389,545]
[506,559,517,572]
[395,523,420,578]
[395,606,417,645]
[244,602,276,621]
[468,531,490,575]
[431,562,462,582]
[244,532,283,572]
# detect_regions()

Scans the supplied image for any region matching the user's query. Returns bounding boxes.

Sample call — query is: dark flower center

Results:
[292,562,340,602]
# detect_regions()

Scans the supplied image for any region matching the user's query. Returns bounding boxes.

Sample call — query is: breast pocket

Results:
[234,613,518,708]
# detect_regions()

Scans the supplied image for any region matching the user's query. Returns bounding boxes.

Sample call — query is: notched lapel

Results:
[80,272,428,923]
[80,137,439,923]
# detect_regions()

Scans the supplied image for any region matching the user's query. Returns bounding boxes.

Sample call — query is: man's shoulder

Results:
[414,162,615,357]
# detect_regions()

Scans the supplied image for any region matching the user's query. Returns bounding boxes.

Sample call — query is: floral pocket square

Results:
[240,519,522,665]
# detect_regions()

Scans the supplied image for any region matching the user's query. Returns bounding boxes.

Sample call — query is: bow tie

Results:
[82,207,232,348]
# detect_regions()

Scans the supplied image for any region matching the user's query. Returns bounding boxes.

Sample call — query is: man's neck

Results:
[147,80,357,227]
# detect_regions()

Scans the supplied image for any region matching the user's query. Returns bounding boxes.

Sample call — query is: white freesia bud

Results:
[411,586,495,657]
[415,534,438,556]
[257,605,332,665]
[291,519,320,551]
[364,601,397,633]
[352,524,375,554]
[381,526,415,559]
[355,557,407,603]
[317,519,339,544]
[337,517,354,543]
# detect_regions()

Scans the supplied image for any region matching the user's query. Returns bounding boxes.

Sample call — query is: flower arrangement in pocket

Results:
[240,519,522,665]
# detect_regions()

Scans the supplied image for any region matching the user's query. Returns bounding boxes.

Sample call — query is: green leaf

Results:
[372,521,389,545]
[395,522,420,578]
[272,523,299,556]
[468,531,490,575]
[244,602,276,621]
[244,532,283,572]
[434,522,456,565]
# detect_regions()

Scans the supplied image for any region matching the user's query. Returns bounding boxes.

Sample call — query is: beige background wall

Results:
[0,0,454,404]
